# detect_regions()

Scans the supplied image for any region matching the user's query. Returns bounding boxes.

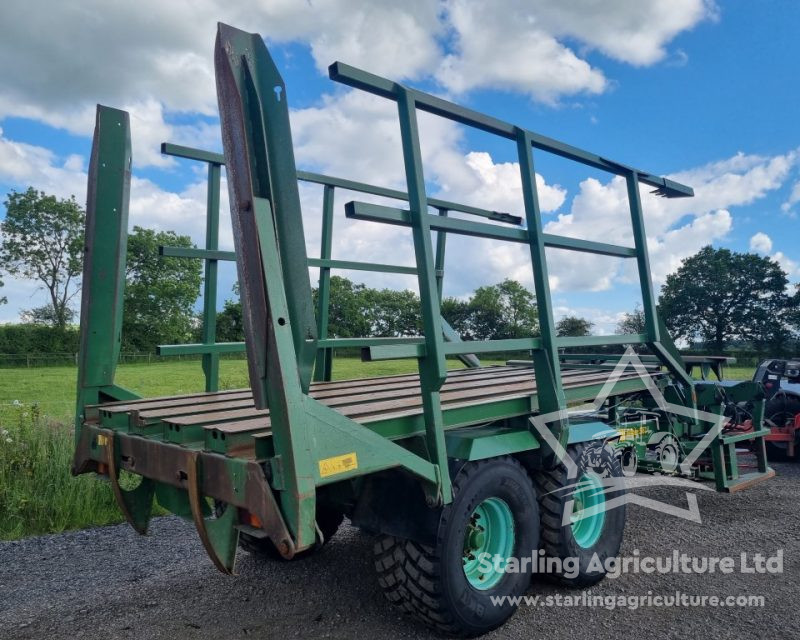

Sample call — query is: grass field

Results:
[0,357,754,540]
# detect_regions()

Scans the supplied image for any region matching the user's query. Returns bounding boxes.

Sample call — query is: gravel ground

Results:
[2,462,798,640]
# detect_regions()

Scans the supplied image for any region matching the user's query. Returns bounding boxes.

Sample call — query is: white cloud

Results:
[773,251,800,279]
[436,0,715,101]
[749,231,773,254]
[0,0,717,166]
[465,148,797,295]
[781,180,800,214]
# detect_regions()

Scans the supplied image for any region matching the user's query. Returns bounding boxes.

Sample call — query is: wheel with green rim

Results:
[374,456,539,636]
[569,471,606,548]
[462,497,516,590]
[535,441,626,587]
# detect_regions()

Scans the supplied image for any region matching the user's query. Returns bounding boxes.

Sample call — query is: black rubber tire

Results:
[764,397,800,462]
[534,441,626,588]
[240,504,344,559]
[374,457,539,637]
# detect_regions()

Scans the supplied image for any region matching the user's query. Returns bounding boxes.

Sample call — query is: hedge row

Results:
[0,324,79,355]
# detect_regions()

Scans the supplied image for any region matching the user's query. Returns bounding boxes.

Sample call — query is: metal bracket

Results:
[187,453,240,575]
[102,429,155,535]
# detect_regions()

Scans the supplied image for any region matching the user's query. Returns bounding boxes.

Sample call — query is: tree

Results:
[312,276,371,338]
[361,287,421,336]
[615,307,646,335]
[216,299,244,342]
[467,279,538,340]
[658,245,789,352]
[441,296,472,337]
[21,304,75,326]
[556,315,593,337]
[0,279,6,305]
[122,226,203,352]
[0,188,84,328]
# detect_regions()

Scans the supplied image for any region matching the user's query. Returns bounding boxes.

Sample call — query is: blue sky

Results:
[0,1,798,334]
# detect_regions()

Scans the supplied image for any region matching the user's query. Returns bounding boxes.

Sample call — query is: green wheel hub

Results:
[462,497,515,590]
[570,472,606,548]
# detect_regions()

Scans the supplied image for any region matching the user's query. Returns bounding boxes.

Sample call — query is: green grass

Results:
[0,356,486,540]
[0,356,755,540]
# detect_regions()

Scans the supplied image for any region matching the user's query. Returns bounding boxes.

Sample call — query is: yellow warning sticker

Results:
[97,434,109,446]
[318,452,358,478]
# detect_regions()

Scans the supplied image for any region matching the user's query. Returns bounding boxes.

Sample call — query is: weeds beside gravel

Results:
[0,403,123,539]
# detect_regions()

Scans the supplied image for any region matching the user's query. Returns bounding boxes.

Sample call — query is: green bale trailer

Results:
[72,23,773,636]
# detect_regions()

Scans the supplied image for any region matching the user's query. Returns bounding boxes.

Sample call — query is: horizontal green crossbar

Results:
[160,246,236,261]
[160,247,417,275]
[307,257,416,275]
[328,63,693,199]
[365,337,542,361]
[157,342,246,356]
[161,143,523,226]
[161,142,224,165]
[556,334,647,348]
[346,201,638,259]
[318,337,425,348]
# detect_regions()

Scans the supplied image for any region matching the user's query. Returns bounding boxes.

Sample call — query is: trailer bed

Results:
[86,364,659,460]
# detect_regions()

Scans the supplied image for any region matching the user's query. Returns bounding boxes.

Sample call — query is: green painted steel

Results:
[516,129,568,462]
[446,426,540,461]
[201,162,222,391]
[396,86,451,503]
[567,422,619,444]
[313,184,335,382]
[74,106,137,439]
[329,62,694,198]
[72,23,778,583]
[571,472,606,548]
[346,201,637,258]
[462,497,515,590]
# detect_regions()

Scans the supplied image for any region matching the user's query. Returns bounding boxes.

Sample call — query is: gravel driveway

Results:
[2,462,798,640]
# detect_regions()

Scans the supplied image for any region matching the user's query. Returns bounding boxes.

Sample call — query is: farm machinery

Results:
[72,24,774,636]
[752,359,800,459]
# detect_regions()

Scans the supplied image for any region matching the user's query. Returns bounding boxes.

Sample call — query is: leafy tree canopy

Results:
[658,245,790,352]
[0,188,84,328]
[122,226,203,352]
[556,315,593,337]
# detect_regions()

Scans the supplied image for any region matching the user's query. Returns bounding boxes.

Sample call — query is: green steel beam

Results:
[157,342,246,356]
[162,142,523,226]
[160,246,236,261]
[307,257,417,275]
[396,87,451,503]
[75,106,134,432]
[556,333,647,348]
[346,201,637,258]
[434,208,448,301]
[319,337,425,349]
[516,129,568,459]
[364,337,541,361]
[161,142,225,165]
[201,162,222,392]
[329,62,694,199]
[314,184,336,382]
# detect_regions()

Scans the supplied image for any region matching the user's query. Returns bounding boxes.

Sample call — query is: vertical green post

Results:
[202,162,222,392]
[516,129,568,456]
[397,88,450,503]
[625,171,660,342]
[75,105,132,432]
[434,208,448,302]
[626,172,694,390]
[314,184,335,382]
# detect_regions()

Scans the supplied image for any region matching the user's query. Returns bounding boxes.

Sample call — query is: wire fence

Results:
[0,349,768,369]
[0,351,249,368]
